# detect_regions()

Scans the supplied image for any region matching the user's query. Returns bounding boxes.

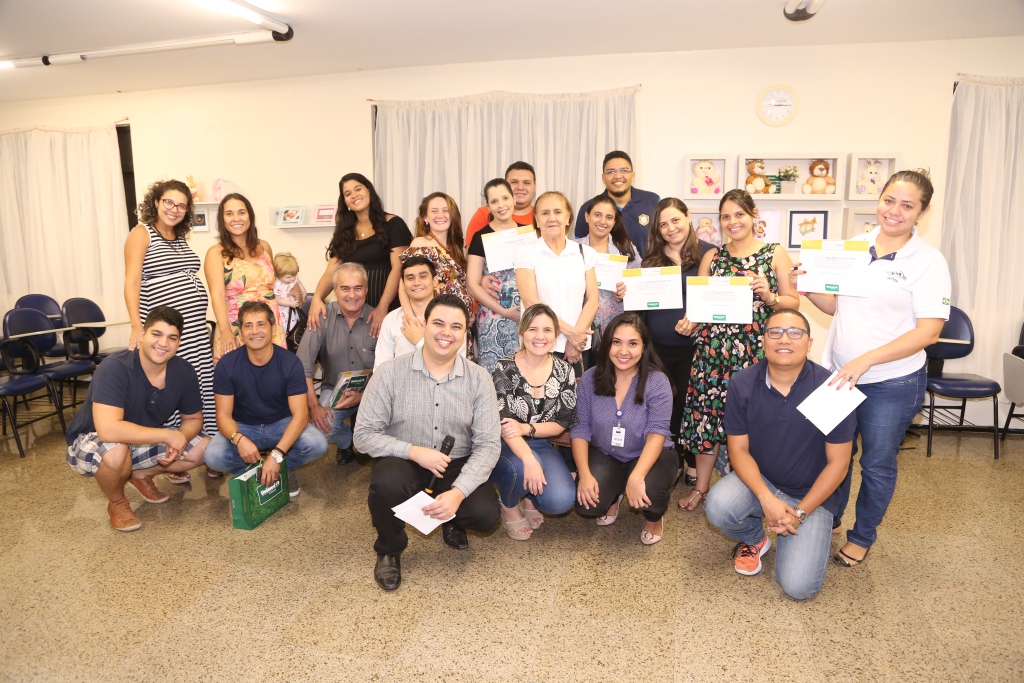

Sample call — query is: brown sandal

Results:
[678,488,707,512]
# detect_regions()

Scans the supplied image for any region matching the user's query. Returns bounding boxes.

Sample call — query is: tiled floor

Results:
[1,406,1021,682]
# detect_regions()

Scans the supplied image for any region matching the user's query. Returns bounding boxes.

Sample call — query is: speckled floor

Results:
[0,403,1022,682]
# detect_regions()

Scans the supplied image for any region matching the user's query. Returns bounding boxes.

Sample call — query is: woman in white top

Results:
[514,191,599,373]
[791,169,950,568]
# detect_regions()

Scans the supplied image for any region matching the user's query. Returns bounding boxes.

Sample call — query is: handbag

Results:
[228,461,290,529]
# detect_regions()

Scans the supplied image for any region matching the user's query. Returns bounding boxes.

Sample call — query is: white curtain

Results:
[373,87,639,229]
[0,124,129,321]
[941,74,1024,397]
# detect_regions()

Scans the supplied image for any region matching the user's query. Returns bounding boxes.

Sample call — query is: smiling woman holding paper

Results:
[789,170,950,568]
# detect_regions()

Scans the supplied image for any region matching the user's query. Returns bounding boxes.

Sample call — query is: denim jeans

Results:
[489,439,576,514]
[204,416,329,474]
[835,366,926,548]
[705,471,834,600]
[318,383,358,450]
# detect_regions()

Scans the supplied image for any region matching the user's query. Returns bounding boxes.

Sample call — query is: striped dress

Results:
[139,225,216,435]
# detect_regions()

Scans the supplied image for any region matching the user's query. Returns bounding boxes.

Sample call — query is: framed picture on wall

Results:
[690,209,722,247]
[279,205,305,225]
[193,208,210,232]
[682,154,736,197]
[787,209,829,248]
[844,207,877,238]
[755,208,783,244]
[313,204,336,224]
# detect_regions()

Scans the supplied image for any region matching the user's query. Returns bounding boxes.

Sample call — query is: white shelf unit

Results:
[681,153,736,198]
[737,153,846,201]
[267,206,335,229]
[844,207,878,238]
[846,153,901,201]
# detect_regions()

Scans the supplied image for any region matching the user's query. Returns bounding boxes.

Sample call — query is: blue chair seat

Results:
[0,374,49,396]
[38,359,95,382]
[927,373,1001,399]
[43,343,67,359]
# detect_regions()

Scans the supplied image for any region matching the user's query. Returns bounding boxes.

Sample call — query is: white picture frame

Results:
[689,206,722,247]
[755,208,784,244]
[682,153,735,198]
[278,205,305,225]
[844,207,878,238]
[192,207,210,233]
[847,153,901,201]
[738,153,846,201]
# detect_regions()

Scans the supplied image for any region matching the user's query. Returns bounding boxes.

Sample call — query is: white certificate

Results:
[797,372,866,435]
[594,253,629,292]
[482,226,537,272]
[622,267,683,311]
[685,277,753,324]
[797,240,871,297]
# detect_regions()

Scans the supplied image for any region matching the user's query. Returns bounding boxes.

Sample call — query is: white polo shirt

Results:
[374,306,467,369]
[822,226,951,384]
[514,237,599,353]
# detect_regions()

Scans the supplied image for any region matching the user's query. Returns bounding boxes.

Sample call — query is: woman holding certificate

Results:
[572,313,676,545]
[515,191,599,374]
[468,179,525,373]
[642,198,718,487]
[790,170,949,568]
[678,189,799,511]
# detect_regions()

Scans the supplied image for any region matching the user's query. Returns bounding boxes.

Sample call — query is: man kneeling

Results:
[704,309,855,600]
[65,306,210,531]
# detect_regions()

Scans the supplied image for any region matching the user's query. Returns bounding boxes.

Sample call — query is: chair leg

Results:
[959,398,967,426]
[1003,403,1016,442]
[993,396,1000,460]
[48,382,67,433]
[1,397,26,458]
[927,391,935,457]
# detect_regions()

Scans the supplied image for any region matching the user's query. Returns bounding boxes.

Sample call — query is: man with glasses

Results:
[574,151,660,254]
[704,309,855,600]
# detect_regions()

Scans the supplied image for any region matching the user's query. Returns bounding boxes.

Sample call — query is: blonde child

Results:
[273,252,308,333]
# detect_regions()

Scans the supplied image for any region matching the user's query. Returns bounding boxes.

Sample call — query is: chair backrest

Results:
[926,306,974,360]
[1003,353,1024,405]
[3,308,58,357]
[300,293,313,317]
[15,294,61,319]
[62,297,107,342]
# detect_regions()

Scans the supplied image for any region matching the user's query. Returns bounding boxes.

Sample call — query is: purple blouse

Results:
[571,367,673,462]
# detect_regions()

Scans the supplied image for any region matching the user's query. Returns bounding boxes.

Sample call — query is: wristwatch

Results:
[268,449,285,464]
[772,294,781,307]
[794,508,807,523]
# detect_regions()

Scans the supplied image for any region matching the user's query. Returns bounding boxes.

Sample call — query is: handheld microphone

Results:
[424,435,455,495]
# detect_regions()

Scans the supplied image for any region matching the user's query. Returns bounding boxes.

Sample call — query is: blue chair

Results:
[61,298,126,362]
[924,306,1001,459]
[0,335,67,457]
[3,309,95,410]
[15,294,68,359]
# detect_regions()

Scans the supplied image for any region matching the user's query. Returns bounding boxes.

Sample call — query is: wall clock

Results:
[757,85,798,126]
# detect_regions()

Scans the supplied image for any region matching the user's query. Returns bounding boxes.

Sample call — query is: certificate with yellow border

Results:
[482,226,538,272]
[797,240,871,297]
[621,267,683,311]
[686,276,753,324]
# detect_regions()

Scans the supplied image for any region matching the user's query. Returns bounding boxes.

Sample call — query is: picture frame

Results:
[755,208,783,244]
[787,209,829,248]
[846,153,901,201]
[278,205,305,225]
[192,208,210,232]
[312,204,337,224]
[689,208,722,247]
[682,154,736,198]
[844,207,877,238]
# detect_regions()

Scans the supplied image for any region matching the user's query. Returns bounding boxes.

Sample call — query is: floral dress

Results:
[577,235,641,340]
[400,244,472,311]
[679,242,778,454]
[222,252,286,348]
[468,226,521,373]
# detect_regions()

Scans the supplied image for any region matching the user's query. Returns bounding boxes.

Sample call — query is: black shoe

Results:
[684,471,698,487]
[441,521,469,550]
[374,553,401,591]
[336,447,355,465]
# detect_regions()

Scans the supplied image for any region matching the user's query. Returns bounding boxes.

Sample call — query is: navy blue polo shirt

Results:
[575,187,661,256]
[724,359,857,516]
[213,345,307,425]
[66,349,201,445]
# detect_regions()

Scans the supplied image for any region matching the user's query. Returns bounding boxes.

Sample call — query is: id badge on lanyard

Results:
[611,409,626,448]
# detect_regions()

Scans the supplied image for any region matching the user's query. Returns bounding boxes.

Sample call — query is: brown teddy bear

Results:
[801,159,837,194]
[745,159,774,194]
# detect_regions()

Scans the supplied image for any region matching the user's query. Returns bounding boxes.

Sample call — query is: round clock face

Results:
[757,86,798,126]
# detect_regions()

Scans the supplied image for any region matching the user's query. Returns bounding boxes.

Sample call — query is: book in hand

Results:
[329,369,372,408]
[228,462,289,530]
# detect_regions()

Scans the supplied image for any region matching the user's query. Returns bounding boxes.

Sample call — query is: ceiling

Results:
[1,0,1023,104]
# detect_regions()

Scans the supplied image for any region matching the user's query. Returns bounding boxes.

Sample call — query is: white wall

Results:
[2,35,1022,426]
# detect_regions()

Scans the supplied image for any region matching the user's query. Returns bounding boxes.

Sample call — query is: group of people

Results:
[64,153,951,600]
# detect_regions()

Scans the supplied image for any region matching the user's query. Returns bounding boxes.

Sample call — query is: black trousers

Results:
[653,342,697,471]
[574,445,677,522]
[367,456,499,556]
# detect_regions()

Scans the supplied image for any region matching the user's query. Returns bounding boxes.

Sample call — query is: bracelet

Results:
[229,431,240,445]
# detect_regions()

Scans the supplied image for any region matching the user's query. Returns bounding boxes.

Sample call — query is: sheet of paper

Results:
[685,277,753,324]
[391,491,454,535]
[797,240,871,297]
[594,253,629,292]
[796,372,866,435]
[482,226,537,273]
[621,267,683,311]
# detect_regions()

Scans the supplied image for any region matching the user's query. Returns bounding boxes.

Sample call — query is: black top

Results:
[724,359,857,516]
[66,349,201,445]
[344,215,412,308]
[491,355,578,430]
[467,226,492,259]
[213,345,308,425]
[646,240,717,347]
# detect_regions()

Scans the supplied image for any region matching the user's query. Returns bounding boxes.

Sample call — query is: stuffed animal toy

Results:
[802,160,836,194]
[745,160,774,194]
[856,159,883,194]
[690,160,722,195]
[695,216,721,246]
[185,175,200,201]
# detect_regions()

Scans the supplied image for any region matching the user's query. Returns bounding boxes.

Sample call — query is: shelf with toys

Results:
[846,153,901,201]
[737,154,846,201]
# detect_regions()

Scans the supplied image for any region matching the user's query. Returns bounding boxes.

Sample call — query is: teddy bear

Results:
[856,159,883,195]
[695,216,721,245]
[745,159,774,194]
[801,159,836,194]
[690,159,721,195]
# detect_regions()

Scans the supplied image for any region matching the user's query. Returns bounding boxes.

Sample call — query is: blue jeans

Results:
[835,366,926,548]
[204,416,329,474]
[318,384,358,449]
[489,439,576,514]
[705,472,834,600]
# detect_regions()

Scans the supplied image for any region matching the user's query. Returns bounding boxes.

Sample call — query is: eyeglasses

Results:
[161,198,188,213]
[603,168,633,176]
[766,327,809,340]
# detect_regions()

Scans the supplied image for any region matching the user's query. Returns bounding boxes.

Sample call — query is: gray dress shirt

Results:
[295,302,376,387]
[353,349,501,497]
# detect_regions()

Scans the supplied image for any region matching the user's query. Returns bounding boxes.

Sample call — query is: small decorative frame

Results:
[682,154,736,198]
[738,153,846,201]
[846,153,901,201]
[755,208,784,244]
[844,207,877,238]
[278,205,306,226]
[787,209,831,249]
[192,208,210,233]
[689,207,722,247]
[312,204,337,224]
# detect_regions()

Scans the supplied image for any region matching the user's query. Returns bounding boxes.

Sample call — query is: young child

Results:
[273,252,307,333]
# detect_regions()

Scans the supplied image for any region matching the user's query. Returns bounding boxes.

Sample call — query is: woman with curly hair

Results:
[124,179,216,479]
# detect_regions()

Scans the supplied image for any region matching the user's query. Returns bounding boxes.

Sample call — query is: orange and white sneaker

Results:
[127,475,169,503]
[107,498,142,532]
[733,535,771,576]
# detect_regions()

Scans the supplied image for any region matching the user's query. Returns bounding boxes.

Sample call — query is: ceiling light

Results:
[784,0,827,22]
[45,53,86,66]
[219,0,290,34]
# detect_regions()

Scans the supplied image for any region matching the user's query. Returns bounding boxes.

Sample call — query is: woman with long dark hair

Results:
[307,173,411,333]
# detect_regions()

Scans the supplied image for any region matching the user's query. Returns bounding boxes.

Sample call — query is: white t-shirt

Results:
[373,306,467,368]
[822,226,951,384]
[514,237,599,353]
